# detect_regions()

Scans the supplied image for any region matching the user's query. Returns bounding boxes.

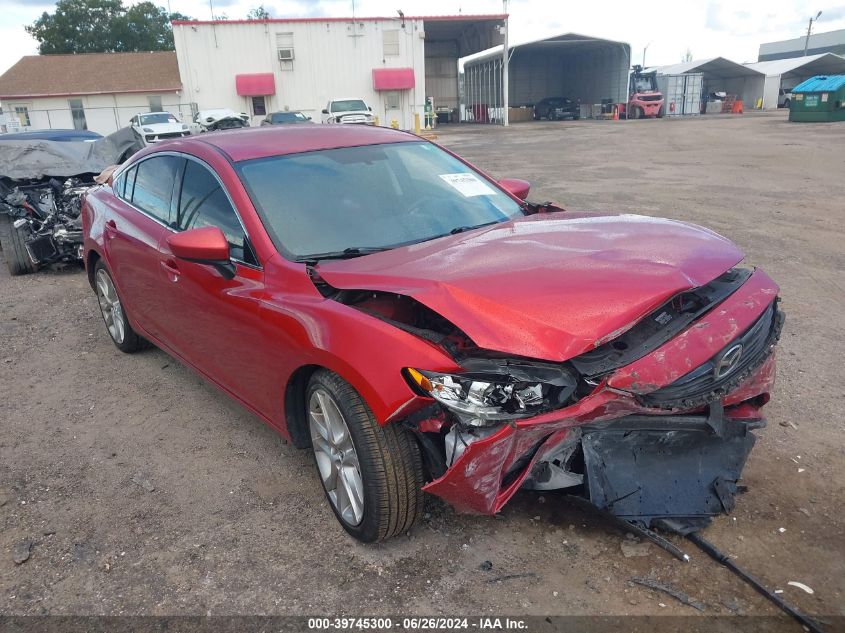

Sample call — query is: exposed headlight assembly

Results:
[405,360,577,426]
[142,127,154,133]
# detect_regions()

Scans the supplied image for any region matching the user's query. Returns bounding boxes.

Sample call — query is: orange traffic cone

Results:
[613,105,619,120]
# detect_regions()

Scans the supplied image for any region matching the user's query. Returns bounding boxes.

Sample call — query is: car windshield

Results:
[331,100,368,112]
[272,112,309,123]
[237,141,525,260]
[140,113,177,125]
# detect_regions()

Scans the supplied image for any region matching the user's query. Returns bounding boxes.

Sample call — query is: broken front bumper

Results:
[422,269,780,527]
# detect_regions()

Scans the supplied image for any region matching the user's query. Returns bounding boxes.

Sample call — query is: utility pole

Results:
[502,0,509,127]
[804,11,822,56]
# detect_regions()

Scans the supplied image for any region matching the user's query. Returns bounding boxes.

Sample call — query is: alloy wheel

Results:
[309,388,365,526]
[96,268,125,344]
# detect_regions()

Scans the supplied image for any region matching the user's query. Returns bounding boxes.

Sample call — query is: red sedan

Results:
[82,125,782,542]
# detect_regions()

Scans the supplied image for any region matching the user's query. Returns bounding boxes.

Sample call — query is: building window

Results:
[251,96,267,116]
[148,95,163,112]
[14,105,31,127]
[383,29,400,56]
[68,98,87,130]
[276,32,294,70]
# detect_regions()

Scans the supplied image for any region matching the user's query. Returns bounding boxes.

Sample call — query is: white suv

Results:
[321,98,376,125]
[129,112,190,145]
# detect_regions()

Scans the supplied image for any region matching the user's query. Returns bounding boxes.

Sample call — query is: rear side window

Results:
[178,160,251,263]
[115,165,137,201]
[131,156,181,224]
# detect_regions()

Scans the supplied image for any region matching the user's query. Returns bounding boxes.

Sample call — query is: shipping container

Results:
[789,74,845,122]
[657,73,703,116]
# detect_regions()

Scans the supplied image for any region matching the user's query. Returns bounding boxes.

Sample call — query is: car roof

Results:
[189,125,419,162]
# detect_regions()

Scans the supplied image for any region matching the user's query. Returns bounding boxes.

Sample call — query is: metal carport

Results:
[655,57,765,111]
[462,33,631,124]
[745,53,845,109]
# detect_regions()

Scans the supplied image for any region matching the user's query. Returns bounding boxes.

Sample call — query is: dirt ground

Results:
[1,112,843,627]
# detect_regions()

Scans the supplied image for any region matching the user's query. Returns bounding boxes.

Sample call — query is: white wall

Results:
[174,19,427,130]
[2,92,186,135]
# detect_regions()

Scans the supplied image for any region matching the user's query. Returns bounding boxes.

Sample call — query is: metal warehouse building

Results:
[759,28,845,62]
[463,33,631,123]
[172,14,505,130]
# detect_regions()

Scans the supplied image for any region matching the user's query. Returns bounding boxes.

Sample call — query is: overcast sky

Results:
[2,0,845,76]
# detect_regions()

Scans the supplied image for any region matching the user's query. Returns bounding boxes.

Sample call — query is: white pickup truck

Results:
[321,98,376,125]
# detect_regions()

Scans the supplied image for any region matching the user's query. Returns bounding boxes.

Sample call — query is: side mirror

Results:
[322,109,329,114]
[498,178,531,201]
[166,226,235,279]
[368,106,373,111]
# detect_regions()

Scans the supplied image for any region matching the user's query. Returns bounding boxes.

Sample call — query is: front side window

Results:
[131,156,180,224]
[178,160,251,263]
[237,141,524,260]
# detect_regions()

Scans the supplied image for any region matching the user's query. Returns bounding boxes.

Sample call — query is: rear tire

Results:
[93,260,148,353]
[0,214,36,276]
[657,106,665,118]
[306,369,424,542]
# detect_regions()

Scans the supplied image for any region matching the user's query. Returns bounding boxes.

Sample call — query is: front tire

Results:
[93,260,148,353]
[629,106,641,120]
[307,370,424,542]
[0,214,36,276]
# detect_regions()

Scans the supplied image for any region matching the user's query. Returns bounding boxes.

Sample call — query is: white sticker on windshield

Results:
[439,173,496,197]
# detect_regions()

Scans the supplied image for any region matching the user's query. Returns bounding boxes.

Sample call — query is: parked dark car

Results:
[261,111,313,126]
[81,125,782,543]
[533,97,581,120]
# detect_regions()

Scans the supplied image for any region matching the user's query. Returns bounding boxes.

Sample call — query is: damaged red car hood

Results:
[316,214,744,361]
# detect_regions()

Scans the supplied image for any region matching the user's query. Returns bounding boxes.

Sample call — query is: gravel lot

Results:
[1,112,843,626]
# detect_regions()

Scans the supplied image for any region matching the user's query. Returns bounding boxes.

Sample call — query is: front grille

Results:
[639,300,783,410]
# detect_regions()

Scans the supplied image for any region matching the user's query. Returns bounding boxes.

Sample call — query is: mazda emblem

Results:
[714,344,743,380]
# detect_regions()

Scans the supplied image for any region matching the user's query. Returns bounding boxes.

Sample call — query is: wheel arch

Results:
[86,248,101,289]
[283,363,322,449]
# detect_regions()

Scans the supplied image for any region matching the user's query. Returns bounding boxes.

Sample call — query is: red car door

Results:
[152,156,274,417]
[105,155,181,340]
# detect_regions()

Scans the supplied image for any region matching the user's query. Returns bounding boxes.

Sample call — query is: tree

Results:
[25,0,191,54]
[683,48,693,62]
[247,5,271,19]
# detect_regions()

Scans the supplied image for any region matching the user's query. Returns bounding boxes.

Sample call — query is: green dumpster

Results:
[789,75,845,122]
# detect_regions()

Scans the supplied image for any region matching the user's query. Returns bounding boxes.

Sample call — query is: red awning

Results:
[372,68,415,91]
[235,73,276,96]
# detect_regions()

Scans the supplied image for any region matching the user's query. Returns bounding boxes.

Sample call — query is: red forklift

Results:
[622,66,665,119]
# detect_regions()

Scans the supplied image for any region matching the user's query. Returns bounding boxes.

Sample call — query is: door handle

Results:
[160,258,181,282]
[104,219,117,238]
